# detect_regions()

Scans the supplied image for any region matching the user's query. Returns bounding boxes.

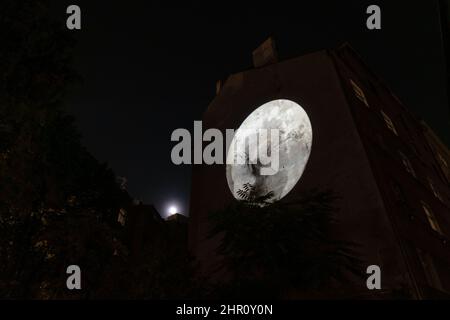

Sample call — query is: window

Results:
[392,181,406,204]
[117,208,127,226]
[381,110,398,135]
[437,153,448,170]
[350,79,369,107]
[399,151,416,178]
[421,201,443,235]
[436,152,449,181]
[417,248,443,291]
[428,178,443,202]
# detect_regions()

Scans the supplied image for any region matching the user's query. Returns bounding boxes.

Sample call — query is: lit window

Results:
[350,79,369,107]
[437,153,448,169]
[436,153,449,180]
[428,178,443,202]
[421,201,443,235]
[399,151,416,178]
[117,208,127,226]
[417,248,443,291]
[381,110,398,135]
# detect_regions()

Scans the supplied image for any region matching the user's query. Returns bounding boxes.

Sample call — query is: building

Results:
[122,203,165,260]
[188,39,450,299]
[166,213,189,224]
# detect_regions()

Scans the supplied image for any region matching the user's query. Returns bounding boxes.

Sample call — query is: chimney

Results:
[252,37,278,68]
[216,79,222,95]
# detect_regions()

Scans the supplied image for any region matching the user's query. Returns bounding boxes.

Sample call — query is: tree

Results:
[208,184,362,298]
[0,0,131,298]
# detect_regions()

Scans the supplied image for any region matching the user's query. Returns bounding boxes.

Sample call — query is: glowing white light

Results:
[168,206,178,215]
[226,99,312,204]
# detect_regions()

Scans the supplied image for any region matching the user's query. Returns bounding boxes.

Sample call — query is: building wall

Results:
[189,48,415,296]
[331,44,450,298]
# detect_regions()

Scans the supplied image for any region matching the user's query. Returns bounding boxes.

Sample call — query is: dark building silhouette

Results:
[166,214,189,253]
[118,205,190,265]
[166,213,189,224]
[122,203,164,260]
[189,40,450,299]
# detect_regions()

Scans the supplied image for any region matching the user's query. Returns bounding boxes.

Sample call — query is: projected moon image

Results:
[226,99,312,204]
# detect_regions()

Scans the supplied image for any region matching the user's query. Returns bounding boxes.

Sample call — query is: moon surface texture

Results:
[226,99,312,204]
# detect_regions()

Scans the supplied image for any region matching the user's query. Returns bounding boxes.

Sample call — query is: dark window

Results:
[392,182,406,204]
[399,151,416,178]
[381,110,398,136]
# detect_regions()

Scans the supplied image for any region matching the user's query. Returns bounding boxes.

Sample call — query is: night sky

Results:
[51,1,450,217]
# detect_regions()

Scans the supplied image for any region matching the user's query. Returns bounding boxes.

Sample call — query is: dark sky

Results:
[52,1,450,217]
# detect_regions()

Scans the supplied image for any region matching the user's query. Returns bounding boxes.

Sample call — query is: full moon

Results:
[226,99,312,204]
[168,206,178,215]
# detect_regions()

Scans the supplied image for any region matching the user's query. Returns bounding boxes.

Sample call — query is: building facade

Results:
[189,41,450,299]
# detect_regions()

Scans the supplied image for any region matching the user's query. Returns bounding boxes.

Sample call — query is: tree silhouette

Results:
[209,185,362,298]
[0,0,132,298]
[236,182,275,205]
